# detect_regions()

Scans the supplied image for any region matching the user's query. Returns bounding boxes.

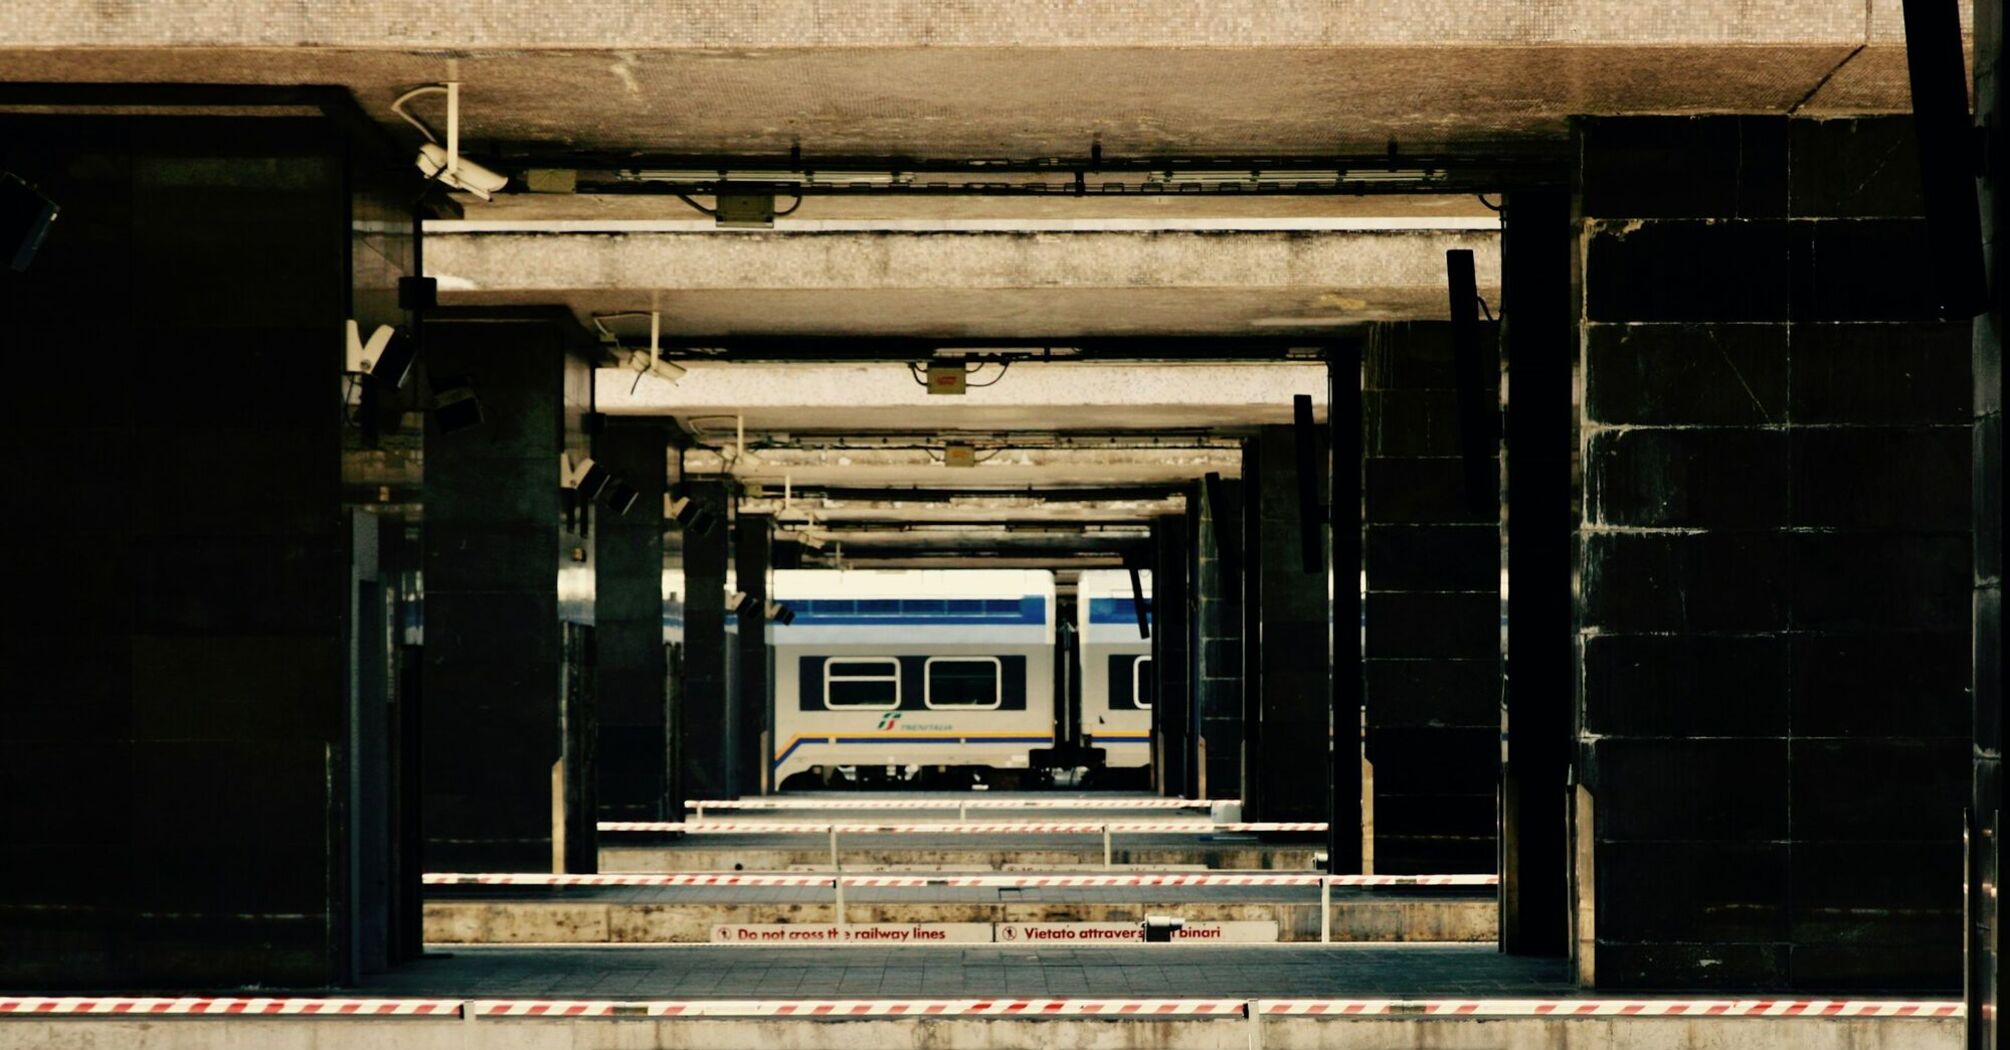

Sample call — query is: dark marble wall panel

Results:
[0,115,353,987]
[1574,115,1970,992]
[1363,322,1501,875]
[420,316,564,873]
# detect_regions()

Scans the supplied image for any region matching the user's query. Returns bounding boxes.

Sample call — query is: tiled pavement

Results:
[365,944,1573,999]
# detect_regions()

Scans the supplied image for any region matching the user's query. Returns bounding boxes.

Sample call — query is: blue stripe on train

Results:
[1087,597,1153,625]
[772,595,1046,626]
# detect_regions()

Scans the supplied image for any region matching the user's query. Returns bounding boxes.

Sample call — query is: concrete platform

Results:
[0,1002,1961,1050]
[0,949,1957,1049]
[424,883,1496,944]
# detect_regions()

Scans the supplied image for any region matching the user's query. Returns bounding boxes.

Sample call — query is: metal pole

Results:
[833,877,846,934]
[829,825,840,871]
[1320,877,1331,943]
[1103,824,1113,870]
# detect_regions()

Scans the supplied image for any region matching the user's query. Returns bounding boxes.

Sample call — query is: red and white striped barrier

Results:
[427,872,838,887]
[0,996,1963,1021]
[0,998,462,1017]
[597,821,1326,834]
[424,871,1496,889]
[689,798,1219,811]
[474,998,1249,1017]
[1259,999,1966,1018]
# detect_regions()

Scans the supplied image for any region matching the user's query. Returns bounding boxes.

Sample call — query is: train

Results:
[767,568,1153,790]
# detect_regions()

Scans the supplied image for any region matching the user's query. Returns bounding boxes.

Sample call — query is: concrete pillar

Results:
[593,422,672,820]
[679,481,733,800]
[1242,427,1332,823]
[1329,346,1365,873]
[1362,322,1501,874]
[1972,0,2005,1039]
[0,114,365,986]
[1574,115,1969,989]
[1194,478,1244,799]
[1151,515,1193,797]
[420,314,569,872]
[735,512,772,796]
[1499,189,1573,955]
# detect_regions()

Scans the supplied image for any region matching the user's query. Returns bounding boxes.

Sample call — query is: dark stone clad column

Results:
[1195,479,1245,799]
[421,315,567,873]
[1330,346,1365,873]
[1243,426,1332,822]
[1499,188,1574,954]
[1362,322,1502,874]
[593,423,671,820]
[679,481,733,800]
[1574,115,1969,990]
[0,115,353,986]
[1151,515,1193,796]
[735,512,771,796]
[1971,0,2005,1040]
[1241,443,1265,814]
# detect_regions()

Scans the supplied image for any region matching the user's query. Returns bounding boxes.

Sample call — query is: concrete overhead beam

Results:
[2,4,1964,158]
[431,229,1495,295]
[625,362,1326,434]
[3,2,1947,49]
[427,228,1495,337]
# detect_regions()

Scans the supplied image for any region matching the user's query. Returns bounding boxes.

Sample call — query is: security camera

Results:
[666,492,720,536]
[766,601,797,626]
[394,83,508,200]
[345,320,417,389]
[627,348,687,384]
[416,143,509,200]
[726,589,753,615]
[2,170,59,273]
[560,454,612,501]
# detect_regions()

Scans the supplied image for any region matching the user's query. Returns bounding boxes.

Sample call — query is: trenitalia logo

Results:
[877,712,901,730]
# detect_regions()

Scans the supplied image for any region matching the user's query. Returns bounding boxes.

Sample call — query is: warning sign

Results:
[711,923,992,944]
[995,921,1277,944]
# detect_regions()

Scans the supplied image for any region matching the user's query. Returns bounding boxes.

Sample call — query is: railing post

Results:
[1320,877,1331,943]
[1103,824,1113,870]
[833,876,846,934]
[828,824,840,871]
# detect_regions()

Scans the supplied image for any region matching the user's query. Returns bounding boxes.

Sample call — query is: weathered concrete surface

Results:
[597,362,1326,432]
[0,3,1966,156]
[425,229,1499,338]
[422,897,1497,943]
[0,1014,1960,1050]
[600,844,1324,872]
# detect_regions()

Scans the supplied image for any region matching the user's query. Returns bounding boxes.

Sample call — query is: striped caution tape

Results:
[0,998,463,1016]
[423,871,1497,888]
[474,998,1250,1017]
[596,821,1327,834]
[1259,999,1966,1018]
[0,997,1963,1020]
[688,798,1221,811]
[425,872,839,887]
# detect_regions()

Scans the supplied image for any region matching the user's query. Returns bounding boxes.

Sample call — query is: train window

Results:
[824,657,901,709]
[1133,656,1154,709]
[923,656,1002,709]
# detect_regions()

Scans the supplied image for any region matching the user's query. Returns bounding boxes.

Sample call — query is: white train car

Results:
[770,569,1057,788]
[1076,569,1153,771]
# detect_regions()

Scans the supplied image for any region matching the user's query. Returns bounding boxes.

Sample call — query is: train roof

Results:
[773,569,1055,601]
